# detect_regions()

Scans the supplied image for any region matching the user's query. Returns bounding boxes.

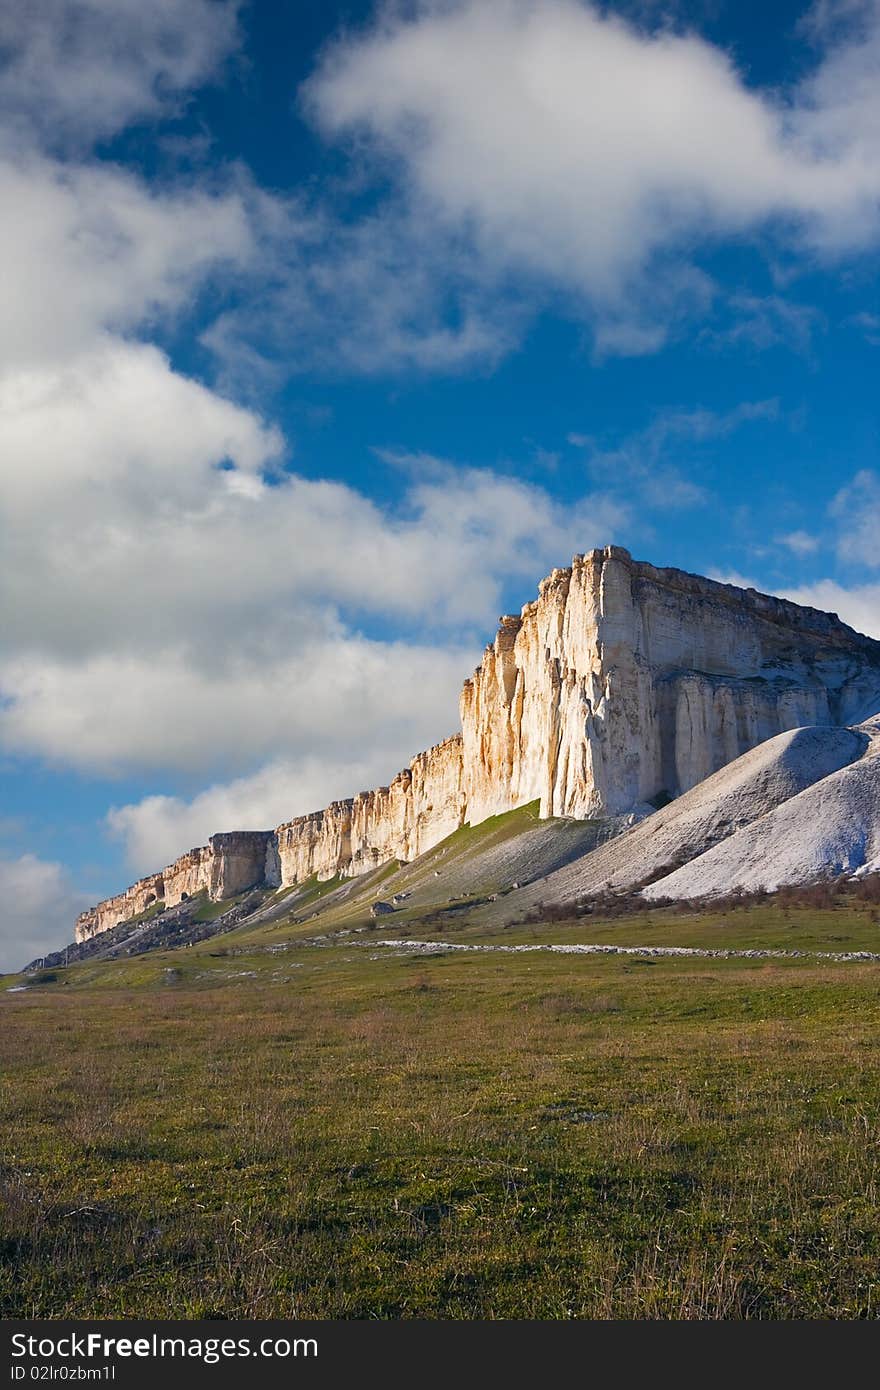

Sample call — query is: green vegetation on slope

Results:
[223,801,608,950]
[425,800,543,856]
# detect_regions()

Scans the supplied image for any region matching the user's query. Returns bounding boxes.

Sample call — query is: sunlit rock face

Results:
[273,735,466,887]
[74,832,274,942]
[459,546,876,821]
[75,873,167,944]
[76,547,880,941]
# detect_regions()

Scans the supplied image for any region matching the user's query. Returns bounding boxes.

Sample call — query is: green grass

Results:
[189,889,257,923]
[293,872,350,908]
[222,803,603,948]
[431,800,542,854]
[4,898,880,1319]
[409,898,880,953]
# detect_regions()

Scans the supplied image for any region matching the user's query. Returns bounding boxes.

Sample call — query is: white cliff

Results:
[76,832,276,943]
[459,547,877,822]
[76,546,880,942]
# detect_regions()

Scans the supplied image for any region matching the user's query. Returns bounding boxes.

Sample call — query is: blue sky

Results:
[1,0,879,967]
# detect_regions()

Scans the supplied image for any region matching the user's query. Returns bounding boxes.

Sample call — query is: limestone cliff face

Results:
[76,547,880,942]
[76,873,167,944]
[274,736,465,886]
[459,547,875,820]
[75,832,275,943]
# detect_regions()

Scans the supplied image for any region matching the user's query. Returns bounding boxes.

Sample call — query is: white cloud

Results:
[831,469,880,567]
[802,0,872,38]
[591,319,670,358]
[0,855,89,973]
[304,0,880,341]
[0,0,241,147]
[0,151,256,374]
[201,196,526,379]
[651,400,781,440]
[849,311,880,345]
[1,635,476,779]
[777,529,821,555]
[108,746,441,874]
[0,0,519,382]
[793,0,880,250]
[0,356,621,650]
[703,294,825,354]
[709,569,763,592]
[0,337,624,774]
[779,579,880,640]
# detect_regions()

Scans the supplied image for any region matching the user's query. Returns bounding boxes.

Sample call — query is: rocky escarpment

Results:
[458,548,880,821]
[274,735,465,887]
[76,832,276,943]
[76,546,880,942]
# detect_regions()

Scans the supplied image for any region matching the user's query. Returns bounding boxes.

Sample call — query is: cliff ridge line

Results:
[76,546,880,943]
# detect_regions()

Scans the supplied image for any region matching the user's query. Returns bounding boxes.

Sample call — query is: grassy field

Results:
[4,895,880,1319]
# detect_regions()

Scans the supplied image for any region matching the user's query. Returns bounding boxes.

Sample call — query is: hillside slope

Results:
[645,718,880,899]
[508,724,869,912]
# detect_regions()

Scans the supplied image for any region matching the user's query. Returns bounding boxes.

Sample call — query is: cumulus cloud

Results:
[195,0,880,379]
[0,327,622,884]
[0,0,241,147]
[303,0,880,346]
[1,635,476,779]
[0,151,256,374]
[0,345,624,774]
[0,855,89,973]
[108,746,442,874]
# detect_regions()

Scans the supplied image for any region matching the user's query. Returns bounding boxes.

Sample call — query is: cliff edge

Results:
[76,546,880,943]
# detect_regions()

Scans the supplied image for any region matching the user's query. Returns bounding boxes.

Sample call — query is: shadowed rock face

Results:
[76,546,880,943]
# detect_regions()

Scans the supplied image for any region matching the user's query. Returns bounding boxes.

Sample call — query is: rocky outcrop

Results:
[458,547,880,820]
[75,872,167,944]
[76,547,880,942]
[274,735,465,887]
[75,832,276,943]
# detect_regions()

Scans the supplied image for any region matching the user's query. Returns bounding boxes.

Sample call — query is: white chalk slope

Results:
[526,723,869,907]
[644,716,880,899]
